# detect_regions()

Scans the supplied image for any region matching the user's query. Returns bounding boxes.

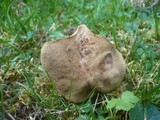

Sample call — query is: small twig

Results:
[145,0,159,9]
[7,113,16,120]
[125,111,128,120]
[44,109,67,115]
[93,93,99,112]
[33,108,41,120]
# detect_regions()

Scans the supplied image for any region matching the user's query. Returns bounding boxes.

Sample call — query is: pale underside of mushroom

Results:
[41,24,126,103]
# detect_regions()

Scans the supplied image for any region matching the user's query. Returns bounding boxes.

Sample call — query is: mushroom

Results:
[41,24,126,103]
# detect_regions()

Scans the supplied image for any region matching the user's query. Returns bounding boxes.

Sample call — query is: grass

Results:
[0,0,160,119]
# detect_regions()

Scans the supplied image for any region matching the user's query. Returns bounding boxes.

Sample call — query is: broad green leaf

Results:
[147,104,160,120]
[121,91,140,104]
[129,103,160,120]
[107,91,140,111]
[49,31,65,39]
[116,99,134,111]
[124,21,139,33]
[106,98,118,109]
[129,103,144,120]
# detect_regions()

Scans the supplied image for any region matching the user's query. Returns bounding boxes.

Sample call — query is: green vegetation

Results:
[0,0,160,119]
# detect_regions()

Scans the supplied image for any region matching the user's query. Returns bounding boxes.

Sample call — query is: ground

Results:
[0,0,160,120]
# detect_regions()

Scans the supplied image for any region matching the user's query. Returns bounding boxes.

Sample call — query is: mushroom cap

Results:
[41,24,126,103]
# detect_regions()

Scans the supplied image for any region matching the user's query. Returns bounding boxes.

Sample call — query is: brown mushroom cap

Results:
[41,24,126,103]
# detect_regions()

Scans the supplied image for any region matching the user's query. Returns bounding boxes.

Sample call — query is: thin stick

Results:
[93,93,99,112]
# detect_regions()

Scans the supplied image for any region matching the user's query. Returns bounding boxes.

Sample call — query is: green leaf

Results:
[147,104,160,120]
[129,103,144,120]
[107,91,140,111]
[75,115,88,120]
[129,103,160,120]
[49,31,65,39]
[106,98,118,109]
[116,99,134,111]
[78,100,93,113]
[20,31,35,40]
[121,91,140,104]
[124,21,139,33]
